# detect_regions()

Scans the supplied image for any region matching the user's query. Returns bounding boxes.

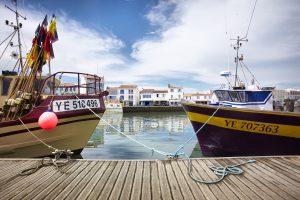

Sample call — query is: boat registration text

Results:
[52,99,100,112]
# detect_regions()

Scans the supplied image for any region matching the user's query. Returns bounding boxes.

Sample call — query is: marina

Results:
[0,156,299,199]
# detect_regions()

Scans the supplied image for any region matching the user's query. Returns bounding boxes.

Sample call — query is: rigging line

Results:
[0,30,17,46]
[239,60,249,86]
[74,95,169,157]
[0,30,17,63]
[20,28,28,52]
[240,61,261,86]
[244,0,258,39]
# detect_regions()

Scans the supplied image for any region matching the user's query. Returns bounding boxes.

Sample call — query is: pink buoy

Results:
[38,109,58,130]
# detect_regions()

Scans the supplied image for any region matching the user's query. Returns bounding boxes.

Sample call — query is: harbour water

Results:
[81,111,199,159]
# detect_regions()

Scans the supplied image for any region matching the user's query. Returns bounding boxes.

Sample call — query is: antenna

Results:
[242,0,258,40]
[5,0,27,71]
[230,36,248,87]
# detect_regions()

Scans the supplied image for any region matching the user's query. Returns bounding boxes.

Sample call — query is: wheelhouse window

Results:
[239,92,246,102]
[215,90,231,101]
[229,91,240,102]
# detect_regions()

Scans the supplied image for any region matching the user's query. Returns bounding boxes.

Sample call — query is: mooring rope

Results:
[18,118,59,151]
[75,95,221,159]
[186,154,256,184]
[74,95,169,156]
[170,104,221,158]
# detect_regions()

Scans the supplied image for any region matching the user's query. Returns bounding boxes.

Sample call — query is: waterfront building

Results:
[168,84,183,106]
[153,90,169,106]
[139,89,155,106]
[106,86,119,102]
[119,85,139,106]
[183,92,212,104]
[285,89,300,100]
[55,83,78,95]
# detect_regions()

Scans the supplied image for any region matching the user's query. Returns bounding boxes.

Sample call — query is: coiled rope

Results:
[186,155,256,184]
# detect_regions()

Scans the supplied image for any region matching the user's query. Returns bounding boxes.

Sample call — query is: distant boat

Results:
[0,4,107,158]
[183,36,300,156]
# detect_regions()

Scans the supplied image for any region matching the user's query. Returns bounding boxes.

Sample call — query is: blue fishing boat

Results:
[183,36,300,156]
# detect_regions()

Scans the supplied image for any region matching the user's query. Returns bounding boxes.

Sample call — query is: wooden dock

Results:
[0,156,299,199]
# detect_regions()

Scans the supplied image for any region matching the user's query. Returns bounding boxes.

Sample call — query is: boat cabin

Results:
[212,89,273,110]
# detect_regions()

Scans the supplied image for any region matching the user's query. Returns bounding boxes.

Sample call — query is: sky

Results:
[0,0,300,92]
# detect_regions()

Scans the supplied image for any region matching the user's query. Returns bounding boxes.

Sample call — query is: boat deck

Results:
[0,156,299,199]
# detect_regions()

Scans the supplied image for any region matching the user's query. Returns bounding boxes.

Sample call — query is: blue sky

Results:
[1,0,300,92]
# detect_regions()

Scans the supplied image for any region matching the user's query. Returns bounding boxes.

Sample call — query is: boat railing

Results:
[38,71,103,96]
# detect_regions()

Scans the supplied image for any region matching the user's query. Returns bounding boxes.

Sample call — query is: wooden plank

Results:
[98,161,124,199]
[213,158,274,200]
[0,162,57,200]
[181,159,218,200]
[175,160,207,200]
[265,158,300,181]
[119,161,137,200]
[170,160,195,200]
[0,160,37,187]
[250,158,300,198]
[18,161,78,200]
[191,159,230,200]
[130,161,143,200]
[108,161,130,200]
[10,162,74,200]
[53,161,98,199]
[76,161,111,200]
[202,159,239,200]
[233,158,295,200]
[164,160,184,200]
[157,160,172,200]
[150,160,161,200]
[31,161,89,200]
[64,161,104,200]
[86,161,118,199]
[141,161,151,200]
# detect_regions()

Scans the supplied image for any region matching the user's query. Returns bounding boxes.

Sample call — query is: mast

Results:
[231,36,247,87]
[5,0,27,71]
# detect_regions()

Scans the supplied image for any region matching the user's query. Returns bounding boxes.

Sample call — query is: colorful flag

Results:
[49,17,58,42]
[42,15,48,27]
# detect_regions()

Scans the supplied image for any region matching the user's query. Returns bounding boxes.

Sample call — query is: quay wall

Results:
[123,106,184,113]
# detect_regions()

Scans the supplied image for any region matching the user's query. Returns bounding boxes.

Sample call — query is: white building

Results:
[140,89,154,106]
[119,85,139,106]
[106,87,119,102]
[183,92,212,104]
[106,85,139,106]
[168,84,183,106]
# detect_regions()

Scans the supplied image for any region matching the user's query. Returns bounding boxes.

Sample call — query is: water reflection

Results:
[81,111,197,160]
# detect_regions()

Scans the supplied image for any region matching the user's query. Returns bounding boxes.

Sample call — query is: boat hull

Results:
[0,95,105,158]
[183,103,300,156]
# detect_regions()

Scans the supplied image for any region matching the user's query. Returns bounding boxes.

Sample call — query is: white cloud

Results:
[0,3,125,78]
[1,0,299,91]
[128,0,300,89]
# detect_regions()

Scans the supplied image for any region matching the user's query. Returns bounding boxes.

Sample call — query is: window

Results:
[229,91,240,102]
[171,89,174,92]
[120,95,124,100]
[171,95,173,99]
[143,94,151,98]
[178,89,181,92]
[157,94,159,97]
[215,90,231,101]
[120,90,124,94]
[239,92,246,102]
[129,95,133,100]
[128,90,133,94]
